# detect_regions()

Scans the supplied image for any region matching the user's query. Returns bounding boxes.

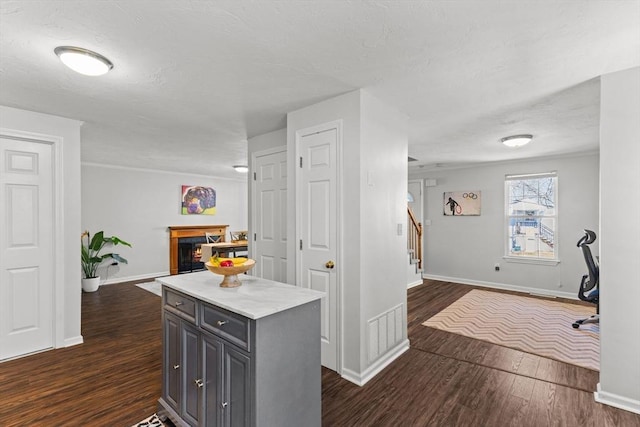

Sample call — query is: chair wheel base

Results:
[572,315,598,329]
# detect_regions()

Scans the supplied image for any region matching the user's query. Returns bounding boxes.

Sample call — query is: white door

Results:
[253,148,287,283]
[298,126,338,370]
[0,137,54,360]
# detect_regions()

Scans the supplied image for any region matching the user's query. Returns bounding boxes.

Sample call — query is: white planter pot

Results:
[82,277,100,292]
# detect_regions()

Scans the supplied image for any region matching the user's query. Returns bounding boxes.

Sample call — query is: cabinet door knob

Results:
[217,320,228,326]
[194,379,204,388]
[221,402,228,408]
[174,301,183,307]
[173,364,180,370]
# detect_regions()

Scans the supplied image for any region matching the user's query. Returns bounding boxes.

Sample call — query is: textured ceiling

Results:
[1,1,639,178]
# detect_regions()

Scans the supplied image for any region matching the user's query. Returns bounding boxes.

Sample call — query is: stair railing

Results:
[540,222,554,247]
[407,206,423,269]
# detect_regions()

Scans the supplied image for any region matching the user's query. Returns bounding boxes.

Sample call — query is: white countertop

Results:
[156,271,324,320]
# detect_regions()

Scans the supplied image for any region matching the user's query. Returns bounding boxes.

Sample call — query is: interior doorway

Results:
[252,147,288,283]
[296,122,340,371]
[0,136,55,360]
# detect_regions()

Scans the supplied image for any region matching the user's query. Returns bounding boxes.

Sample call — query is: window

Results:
[505,172,558,261]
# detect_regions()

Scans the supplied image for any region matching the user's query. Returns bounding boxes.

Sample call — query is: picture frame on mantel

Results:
[181,185,216,215]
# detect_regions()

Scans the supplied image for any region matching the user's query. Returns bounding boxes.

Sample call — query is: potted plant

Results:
[81,230,132,292]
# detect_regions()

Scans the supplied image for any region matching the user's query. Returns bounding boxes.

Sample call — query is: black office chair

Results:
[572,229,600,329]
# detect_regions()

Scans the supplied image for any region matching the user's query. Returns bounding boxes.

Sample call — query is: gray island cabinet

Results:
[156,271,323,427]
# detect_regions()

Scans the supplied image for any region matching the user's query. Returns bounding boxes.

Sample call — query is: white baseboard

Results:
[422,273,577,300]
[407,279,423,289]
[101,271,169,286]
[341,339,410,387]
[595,383,640,415]
[63,335,84,347]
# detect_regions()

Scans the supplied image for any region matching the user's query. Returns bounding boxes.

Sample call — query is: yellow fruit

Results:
[209,255,246,266]
[210,252,220,266]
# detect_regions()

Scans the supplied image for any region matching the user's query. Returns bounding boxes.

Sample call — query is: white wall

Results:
[411,153,599,298]
[248,128,286,155]
[287,91,363,374]
[81,164,248,282]
[287,90,409,384]
[0,105,83,347]
[598,66,640,413]
[359,91,409,373]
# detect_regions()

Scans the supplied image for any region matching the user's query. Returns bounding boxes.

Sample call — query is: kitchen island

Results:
[156,270,323,427]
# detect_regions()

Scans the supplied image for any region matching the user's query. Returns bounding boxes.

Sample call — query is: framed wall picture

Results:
[443,191,481,216]
[182,185,216,215]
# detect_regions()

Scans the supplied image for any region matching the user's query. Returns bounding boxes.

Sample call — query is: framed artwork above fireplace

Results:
[182,185,216,215]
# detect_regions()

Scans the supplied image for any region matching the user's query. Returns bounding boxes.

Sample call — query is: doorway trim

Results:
[0,127,67,350]
[294,119,343,374]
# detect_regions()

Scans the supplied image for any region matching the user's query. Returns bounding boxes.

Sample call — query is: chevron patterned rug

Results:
[422,289,599,371]
[132,413,164,426]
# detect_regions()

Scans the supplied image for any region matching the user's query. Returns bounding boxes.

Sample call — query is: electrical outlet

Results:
[494,263,500,271]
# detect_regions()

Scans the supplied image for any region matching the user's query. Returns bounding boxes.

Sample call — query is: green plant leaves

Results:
[81,231,132,278]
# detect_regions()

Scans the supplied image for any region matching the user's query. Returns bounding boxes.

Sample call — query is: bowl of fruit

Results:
[205,254,256,288]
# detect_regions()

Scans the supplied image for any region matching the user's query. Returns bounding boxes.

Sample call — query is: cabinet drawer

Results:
[201,303,250,352]
[164,288,197,323]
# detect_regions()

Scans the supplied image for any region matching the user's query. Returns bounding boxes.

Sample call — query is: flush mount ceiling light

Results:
[500,134,533,148]
[54,46,113,76]
[233,165,249,173]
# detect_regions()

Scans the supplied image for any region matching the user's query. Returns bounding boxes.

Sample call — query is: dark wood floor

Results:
[323,281,640,426]
[0,279,162,426]
[1,279,639,426]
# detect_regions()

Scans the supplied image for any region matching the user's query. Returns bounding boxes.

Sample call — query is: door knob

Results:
[194,379,204,388]
[325,261,335,269]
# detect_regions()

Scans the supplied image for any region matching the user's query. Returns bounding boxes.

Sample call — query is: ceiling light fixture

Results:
[233,165,249,173]
[500,134,533,148]
[54,46,113,76]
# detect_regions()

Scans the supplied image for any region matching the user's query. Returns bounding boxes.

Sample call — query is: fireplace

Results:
[168,225,229,275]
[177,236,206,273]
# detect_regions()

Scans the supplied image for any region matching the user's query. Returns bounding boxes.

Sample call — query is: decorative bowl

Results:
[205,259,256,288]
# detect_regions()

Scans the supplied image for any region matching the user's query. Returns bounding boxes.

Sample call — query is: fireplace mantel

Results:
[168,225,228,275]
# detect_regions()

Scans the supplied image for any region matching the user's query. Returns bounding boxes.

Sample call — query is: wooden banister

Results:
[407,206,423,269]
